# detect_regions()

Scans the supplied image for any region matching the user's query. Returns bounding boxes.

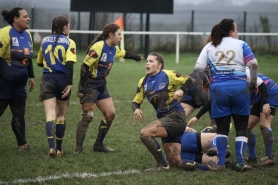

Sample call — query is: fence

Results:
[29,29,278,64]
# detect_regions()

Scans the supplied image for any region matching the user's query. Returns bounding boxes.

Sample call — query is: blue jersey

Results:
[0,25,33,85]
[251,74,278,106]
[83,40,125,79]
[37,34,77,74]
[133,70,190,118]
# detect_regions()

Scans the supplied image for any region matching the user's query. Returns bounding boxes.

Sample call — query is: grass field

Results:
[1,52,278,185]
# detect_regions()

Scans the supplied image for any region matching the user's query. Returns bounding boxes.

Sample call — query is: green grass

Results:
[1,52,278,184]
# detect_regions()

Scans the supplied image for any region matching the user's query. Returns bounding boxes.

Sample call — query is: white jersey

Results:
[195,37,256,83]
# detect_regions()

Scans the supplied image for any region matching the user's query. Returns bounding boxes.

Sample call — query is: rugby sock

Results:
[216,135,228,166]
[56,120,65,151]
[75,118,90,152]
[151,138,168,167]
[247,130,257,159]
[180,159,210,171]
[261,127,274,158]
[235,136,248,165]
[140,136,168,167]
[210,136,217,148]
[95,119,111,145]
[46,121,55,149]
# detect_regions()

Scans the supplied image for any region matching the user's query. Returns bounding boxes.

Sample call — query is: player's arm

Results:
[37,45,44,67]
[166,70,195,101]
[115,45,143,62]
[187,100,211,126]
[65,39,77,85]
[194,44,210,90]
[258,82,271,116]
[132,78,145,122]
[0,28,10,58]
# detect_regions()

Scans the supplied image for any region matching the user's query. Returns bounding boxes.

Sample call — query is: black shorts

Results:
[159,110,186,144]
[79,84,111,104]
[39,72,70,101]
[250,102,277,117]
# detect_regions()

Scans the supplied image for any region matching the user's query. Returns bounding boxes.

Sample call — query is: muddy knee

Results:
[81,110,94,122]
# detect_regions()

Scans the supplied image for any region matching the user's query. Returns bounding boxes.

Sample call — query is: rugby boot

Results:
[56,150,64,156]
[74,150,84,156]
[93,143,114,153]
[234,163,252,172]
[207,160,226,171]
[254,156,275,167]
[48,148,56,158]
[145,164,169,171]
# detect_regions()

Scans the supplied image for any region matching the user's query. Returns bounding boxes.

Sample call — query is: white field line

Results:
[0,169,141,184]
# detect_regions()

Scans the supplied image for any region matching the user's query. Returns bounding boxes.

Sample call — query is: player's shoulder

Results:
[0,25,12,34]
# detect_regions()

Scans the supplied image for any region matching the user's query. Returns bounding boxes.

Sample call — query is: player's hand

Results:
[136,56,144,63]
[262,103,271,118]
[185,126,197,132]
[29,78,35,92]
[250,85,258,94]
[134,109,143,122]
[61,85,72,99]
[173,89,184,102]
[188,117,198,126]
[77,92,84,98]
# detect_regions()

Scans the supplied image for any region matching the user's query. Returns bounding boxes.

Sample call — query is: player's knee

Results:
[81,110,94,122]
[140,134,148,142]
[236,129,247,137]
[104,112,116,123]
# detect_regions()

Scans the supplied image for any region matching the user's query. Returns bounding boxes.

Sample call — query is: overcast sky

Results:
[175,0,278,5]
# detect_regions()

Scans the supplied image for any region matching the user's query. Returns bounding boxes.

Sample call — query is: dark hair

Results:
[51,16,69,49]
[208,19,235,47]
[86,23,120,54]
[1,7,24,25]
[148,52,164,70]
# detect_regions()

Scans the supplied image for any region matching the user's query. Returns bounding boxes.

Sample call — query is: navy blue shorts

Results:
[39,72,70,101]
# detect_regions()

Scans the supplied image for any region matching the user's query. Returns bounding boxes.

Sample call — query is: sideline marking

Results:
[0,169,141,184]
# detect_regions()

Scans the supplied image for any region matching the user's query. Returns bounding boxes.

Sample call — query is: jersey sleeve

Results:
[37,43,44,65]
[195,43,210,71]
[242,42,256,64]
[165,70,191,86]
[83,42,103,67]
[65,39,77,63]
[115,45,126,58]
[0,27,10,58]
[132,77,145,105]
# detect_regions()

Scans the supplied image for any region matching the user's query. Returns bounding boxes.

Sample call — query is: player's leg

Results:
[140,120,169,170]
[9,95,28,149]
[247,114,260,163]
[180,102,196,118]
[232,114,250,170]
[75,102,96,154]
[43,98,57,157]
[0,99,9,117]
[256,108,276,167]
[93,97,115,152]
[55,99,70,156]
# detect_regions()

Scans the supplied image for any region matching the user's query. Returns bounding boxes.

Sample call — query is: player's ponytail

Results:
[1,7,23,25]
[86,23,120,54]
[210,19,235,47]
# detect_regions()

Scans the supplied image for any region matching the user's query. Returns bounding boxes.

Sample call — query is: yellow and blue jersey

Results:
[0,25,33,84]
[83,40,125,79]
[133,70,190,118]
[37,34,77,74]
